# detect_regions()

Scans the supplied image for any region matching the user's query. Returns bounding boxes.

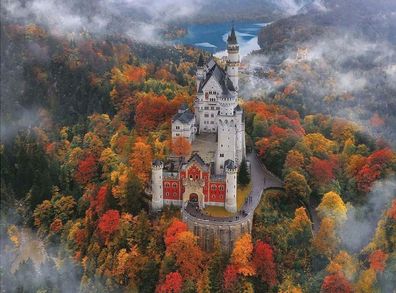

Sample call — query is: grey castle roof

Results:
[188,153,206,166]
[172,108,194,124]
[224,159,236,170]
[152,159,162,166]
[198,58,236,96]
[234,104,242,111]
[227,26,238,45]
[179,103,189,111]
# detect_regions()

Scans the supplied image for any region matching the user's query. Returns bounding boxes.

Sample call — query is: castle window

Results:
[211,185,216,190]
[220,186,224,191]
[172,183,177,188]
[204,114,209,117]
[175,126,180,130]
[166,192,169,196]
[220,154,224,157]
[195,175,199,179]
[165,183,170,188]
[173,192,177,196]
[175,133,180,136]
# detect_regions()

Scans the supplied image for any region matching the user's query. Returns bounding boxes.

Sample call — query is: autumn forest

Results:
[1,1,396,293]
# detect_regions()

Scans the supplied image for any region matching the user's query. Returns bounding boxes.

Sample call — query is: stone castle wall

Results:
[182,209,253,254]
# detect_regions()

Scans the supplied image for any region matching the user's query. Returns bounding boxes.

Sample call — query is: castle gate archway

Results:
[182,178,205,209]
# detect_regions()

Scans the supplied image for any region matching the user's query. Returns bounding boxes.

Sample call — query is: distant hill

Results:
[258,0,396,57]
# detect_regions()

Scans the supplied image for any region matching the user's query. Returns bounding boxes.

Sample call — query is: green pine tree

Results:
[238,158,250,186]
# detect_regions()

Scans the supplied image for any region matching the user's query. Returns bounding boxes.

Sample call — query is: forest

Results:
[1,10,396,293]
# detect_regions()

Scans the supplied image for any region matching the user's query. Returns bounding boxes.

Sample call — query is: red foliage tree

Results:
[50,218,63,233]
[308,157,335,186]
[369,249,388,272]
[355,164,381,193]
[164,219,188,248]
[321,272,352,293]
[74,228,87,246]
[98,209,120,241]
[90,184,108,215]
[156,271,183,293]
[253,240,277,287]
[367,148,394,168]
[75,154,98,185]
[223,264,239,290]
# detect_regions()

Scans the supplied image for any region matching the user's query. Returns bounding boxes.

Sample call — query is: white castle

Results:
[151,26,246,213]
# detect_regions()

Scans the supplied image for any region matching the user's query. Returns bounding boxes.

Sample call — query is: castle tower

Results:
[151,160,164,211]
[196,53,205,91]
[225,160,238,213]
[235,105,246,164]
[226,25,240,91]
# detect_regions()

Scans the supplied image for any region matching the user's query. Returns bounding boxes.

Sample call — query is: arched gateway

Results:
[182,178,205,209]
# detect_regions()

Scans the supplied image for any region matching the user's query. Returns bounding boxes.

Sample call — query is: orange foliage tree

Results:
[130,138,153,185]
[167,231,204,281]
[230,234,255,277]
[171,137,192,157]
[135,93,172,132]
[164,219,188,247]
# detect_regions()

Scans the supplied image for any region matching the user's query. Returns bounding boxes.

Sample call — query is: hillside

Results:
[245,0,396,146]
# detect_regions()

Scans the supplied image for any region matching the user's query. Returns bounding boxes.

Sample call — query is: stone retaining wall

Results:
[182,209,254,254]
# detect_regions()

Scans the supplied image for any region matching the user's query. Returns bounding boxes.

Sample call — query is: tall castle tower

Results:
[151,160,164,211]
[225,161,238,213]
[226,25,240,91]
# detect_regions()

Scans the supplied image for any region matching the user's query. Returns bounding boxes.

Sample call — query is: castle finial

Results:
[227,23,237,45]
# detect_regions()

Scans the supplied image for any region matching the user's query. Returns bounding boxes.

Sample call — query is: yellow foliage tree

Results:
[317,191,347,224]
[355,268,376,293]
[298,133,336,158]
[326,251,357,280]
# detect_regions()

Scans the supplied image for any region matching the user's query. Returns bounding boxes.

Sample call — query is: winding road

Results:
[183,152,283,223]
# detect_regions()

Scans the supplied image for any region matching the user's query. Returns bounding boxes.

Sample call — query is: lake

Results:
[176,21,269,58]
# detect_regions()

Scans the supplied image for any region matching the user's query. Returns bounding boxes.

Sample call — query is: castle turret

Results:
[227,25,240,91]
[151,159,164,211]
[196,53,205,91]
[225,160,238,213]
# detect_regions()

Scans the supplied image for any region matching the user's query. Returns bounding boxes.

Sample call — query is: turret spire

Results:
[197,53,204,67]
[227,23,237,45]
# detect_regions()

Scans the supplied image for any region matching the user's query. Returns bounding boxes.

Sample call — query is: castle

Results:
[151,26,246,213]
